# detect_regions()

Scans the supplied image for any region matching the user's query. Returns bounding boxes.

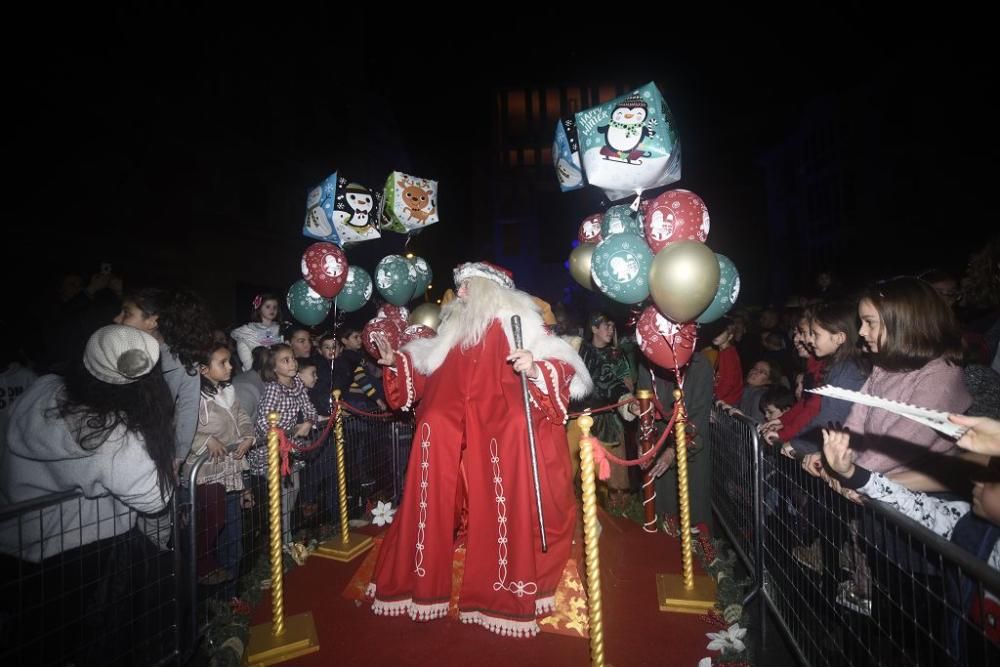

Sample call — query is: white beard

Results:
[402,278,593,399]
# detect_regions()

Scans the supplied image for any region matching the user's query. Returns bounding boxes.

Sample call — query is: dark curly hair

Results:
[127,288,214,375]
[198,342,234,397]
[55,362,177,499]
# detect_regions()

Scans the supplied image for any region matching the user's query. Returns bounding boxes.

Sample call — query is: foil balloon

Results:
[568,243,596,291]
[407,302,442,331]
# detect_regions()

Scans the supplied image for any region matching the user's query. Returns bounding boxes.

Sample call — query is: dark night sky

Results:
[8,8,995,322]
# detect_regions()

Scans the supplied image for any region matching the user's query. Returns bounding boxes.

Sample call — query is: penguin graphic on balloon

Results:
[598,95,656,165]
[331,182,380,239]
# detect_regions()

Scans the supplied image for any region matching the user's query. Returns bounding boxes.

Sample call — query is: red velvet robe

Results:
[368,322,577,637]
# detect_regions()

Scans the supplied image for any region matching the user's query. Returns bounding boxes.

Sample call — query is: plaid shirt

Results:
[248,377,318,475]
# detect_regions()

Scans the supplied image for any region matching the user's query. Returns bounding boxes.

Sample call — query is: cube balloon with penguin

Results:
[381,171,439,234]
[575,82,681,202]
[553,117,586,192]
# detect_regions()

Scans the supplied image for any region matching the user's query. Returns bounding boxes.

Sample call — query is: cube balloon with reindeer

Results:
[381,171,439,234]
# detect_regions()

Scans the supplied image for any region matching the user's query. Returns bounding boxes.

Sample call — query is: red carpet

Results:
[250,510,714,666]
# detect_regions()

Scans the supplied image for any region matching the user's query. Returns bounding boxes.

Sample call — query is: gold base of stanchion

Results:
[246,612,320,665]
[311,532,373,562]
[656,573,717,614]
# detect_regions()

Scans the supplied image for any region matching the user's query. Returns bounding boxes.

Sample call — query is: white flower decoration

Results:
[705,623,747,654]
[698,659,712,667]
[372,500,396,527]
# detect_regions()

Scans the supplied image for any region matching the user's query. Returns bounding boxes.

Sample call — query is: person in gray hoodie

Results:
[1,324,175,559]
[0,325,177,664]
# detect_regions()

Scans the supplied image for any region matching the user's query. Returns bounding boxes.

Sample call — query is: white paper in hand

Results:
[807,385,969,439]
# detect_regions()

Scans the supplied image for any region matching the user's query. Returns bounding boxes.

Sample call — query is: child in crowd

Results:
[761,385,796,425]
[249,344,318,543]
[186,342,253,586]
[230,294,283,372]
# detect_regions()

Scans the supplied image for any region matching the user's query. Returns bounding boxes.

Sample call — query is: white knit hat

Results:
[83,324,161,385]
[453,261,515,290]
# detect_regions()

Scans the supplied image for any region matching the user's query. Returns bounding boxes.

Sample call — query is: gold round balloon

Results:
[407,302,442,331]
[568,243,596,291]
[648,240,721,323]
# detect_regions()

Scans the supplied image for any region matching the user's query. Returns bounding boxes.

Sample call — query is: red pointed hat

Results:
[453,261,515,289]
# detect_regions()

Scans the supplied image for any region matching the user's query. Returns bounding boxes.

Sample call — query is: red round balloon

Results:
[642,189,710,253]
[377,304,409,323]
[635,305,697,370]
[362,316,404,359]
[577,213,603,244]
[301,242,348,298]
[399,323,436,346]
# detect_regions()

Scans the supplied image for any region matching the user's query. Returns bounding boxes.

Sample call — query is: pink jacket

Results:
[845,357,971,475]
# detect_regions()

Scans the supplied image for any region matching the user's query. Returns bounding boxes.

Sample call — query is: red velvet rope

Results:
[336,401,393,418]
[567,397,636,418]
[587,399,681,479]
[335,394,639,421]
[272,411,336,477]
[328,395,685,481]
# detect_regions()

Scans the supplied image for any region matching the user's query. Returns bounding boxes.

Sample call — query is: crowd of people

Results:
[1,233,998,657]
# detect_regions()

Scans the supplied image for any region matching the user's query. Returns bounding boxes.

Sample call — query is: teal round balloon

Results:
[600,204,642,238]
[375,255,418,305]
[696,254,741,323]
[335,266,372,313]
[410,256,433,295]
[286,279,332,326]
[590,232,653,304]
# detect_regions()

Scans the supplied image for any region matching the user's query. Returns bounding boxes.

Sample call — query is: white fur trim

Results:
[403,288,593,399]
[454,262,514,289]
[459,611,540,638]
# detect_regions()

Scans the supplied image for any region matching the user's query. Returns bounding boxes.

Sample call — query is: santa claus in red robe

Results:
[367,261,592,637]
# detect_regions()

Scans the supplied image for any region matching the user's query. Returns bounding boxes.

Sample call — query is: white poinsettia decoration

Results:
[372,500,396,527]
[698,659,712,667]
[706,623,747,653]
[283,541,310,566]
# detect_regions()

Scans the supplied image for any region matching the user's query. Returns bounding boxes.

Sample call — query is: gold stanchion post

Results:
[313,390,374,561]
[247,413,320,665]
[635,389,657,533]
[656,390,716,614]
[578,414,606,667]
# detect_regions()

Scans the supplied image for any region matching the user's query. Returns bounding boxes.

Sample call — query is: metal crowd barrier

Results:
[0,490,182,665]
[711,405,1000,666]
[183,408,413,656]
[1,406,413,665]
